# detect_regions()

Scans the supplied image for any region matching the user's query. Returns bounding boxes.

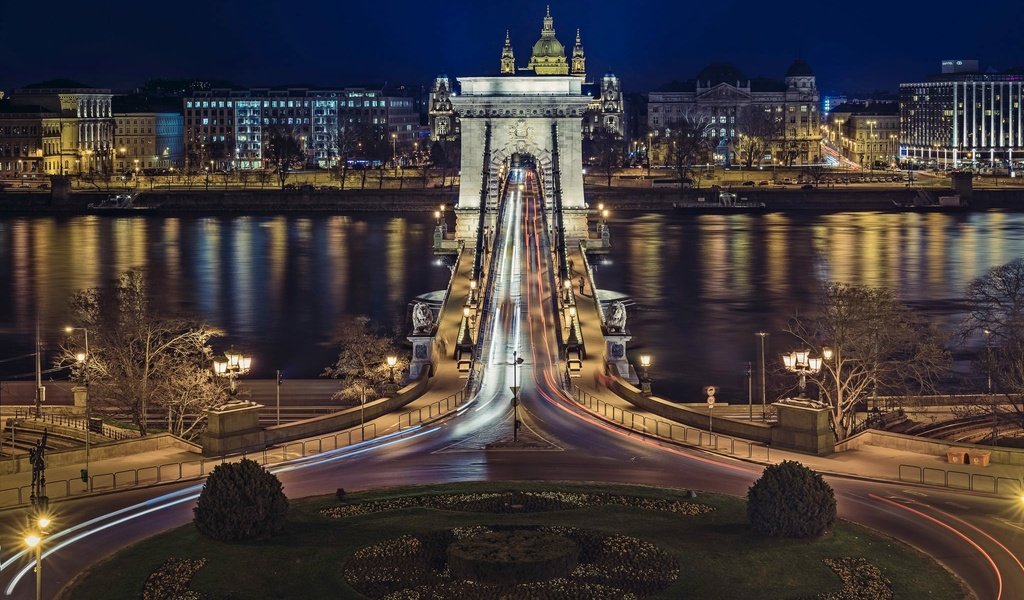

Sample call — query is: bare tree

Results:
[802,165,828,187]
[786,282,949,440]
[57,270,225,435]
[263,125,304,188]
[321,316,408,402]
[735,105,777,169]
[665,115,711,190]
[960,259,1024,433]
[584,129,626,187]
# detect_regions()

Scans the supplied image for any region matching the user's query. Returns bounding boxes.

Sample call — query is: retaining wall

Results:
[262,372,429,445]
[836,429,1024,466]
[0,432,200,476]
[606,373,774,443]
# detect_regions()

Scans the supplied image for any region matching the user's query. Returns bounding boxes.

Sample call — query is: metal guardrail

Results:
[10,409,136,441]
[897,463,1023,497]
[567,380,770,461]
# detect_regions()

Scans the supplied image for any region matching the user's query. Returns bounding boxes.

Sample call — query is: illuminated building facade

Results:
[6,80,114,176]
[827,103,899,168]
[647,60,821,165]
[184,87,418,170]
[900,61,1024,169]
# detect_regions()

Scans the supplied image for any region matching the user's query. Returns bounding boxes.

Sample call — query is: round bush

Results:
[747,460,836,538]
[193,458,289,542]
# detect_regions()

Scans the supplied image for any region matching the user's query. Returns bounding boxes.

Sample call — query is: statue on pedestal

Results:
[412,302,434,334]
[605,301,627,333]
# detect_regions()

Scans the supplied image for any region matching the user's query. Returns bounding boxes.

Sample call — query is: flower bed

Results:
[321,490,712,519]
[344,525,678,599]
[817,557,894,600]
[141,558,207,600]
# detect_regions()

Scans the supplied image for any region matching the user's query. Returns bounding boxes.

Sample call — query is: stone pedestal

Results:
[604,331,638,384]
[202,401,265,457]
[72,386,88,415]
[771,399,836,455]
[408,334,436,379]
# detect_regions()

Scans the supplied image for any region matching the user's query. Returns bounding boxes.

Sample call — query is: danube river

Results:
[2,209,1023,402]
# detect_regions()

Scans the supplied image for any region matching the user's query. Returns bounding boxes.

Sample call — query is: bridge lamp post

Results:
[782,350,822,398]
[563,279,572,303]
[463,305,475,329]
[469,279,478,304]
[639,354,652,396]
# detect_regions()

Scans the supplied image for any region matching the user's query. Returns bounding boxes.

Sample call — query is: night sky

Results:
[2,0,1022,95]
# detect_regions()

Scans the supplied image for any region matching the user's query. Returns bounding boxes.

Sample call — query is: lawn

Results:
[65,481,965,599]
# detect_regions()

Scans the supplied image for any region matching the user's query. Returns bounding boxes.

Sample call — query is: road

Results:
[2,168,1023,599]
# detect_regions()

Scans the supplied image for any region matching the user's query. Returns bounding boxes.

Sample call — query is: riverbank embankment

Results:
[3,185,1024,213]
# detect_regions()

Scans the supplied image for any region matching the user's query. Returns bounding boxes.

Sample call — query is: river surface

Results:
[2,209,1023,403]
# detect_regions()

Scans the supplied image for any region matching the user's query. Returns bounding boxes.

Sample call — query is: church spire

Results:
[571,28,586,76]
[500,29,516,75]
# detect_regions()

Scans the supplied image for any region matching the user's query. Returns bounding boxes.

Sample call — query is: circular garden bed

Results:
[67,482,965,600]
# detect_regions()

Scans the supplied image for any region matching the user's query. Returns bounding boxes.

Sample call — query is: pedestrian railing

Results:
[395,389,467,431]
[897,463,1023,497]
[11,408,137,441]
[0,421,380,508]
[567,382,770,462]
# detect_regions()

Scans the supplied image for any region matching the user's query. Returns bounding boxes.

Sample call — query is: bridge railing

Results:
[566,378,771,462]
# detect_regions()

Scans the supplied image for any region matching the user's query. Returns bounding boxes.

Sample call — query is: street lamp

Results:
[25,514,51,600]
[639,354,652,396]
[65,325,92,481]
[984,328,992,394]
[756,332,769,420]
[213,347,252,397]
[782,349,823,397]
[563,279,572,303]
[646,132,653,178]
[386,355,397,383]
[512,350,525,441]
[470,279,478,304]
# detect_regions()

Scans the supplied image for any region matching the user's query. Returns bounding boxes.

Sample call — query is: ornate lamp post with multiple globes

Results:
[782,349,823,398]
[213,347,252,398]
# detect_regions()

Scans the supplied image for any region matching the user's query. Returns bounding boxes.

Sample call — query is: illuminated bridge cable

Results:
[473,122,492,281]
[550,122,568,282]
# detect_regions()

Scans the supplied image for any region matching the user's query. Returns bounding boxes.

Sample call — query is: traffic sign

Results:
[704,386,717,397]
[707,396,716,406]
[511,397,518,407]
[510,385,520,397]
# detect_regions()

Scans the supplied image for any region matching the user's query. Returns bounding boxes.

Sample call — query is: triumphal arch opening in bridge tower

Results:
[450,7,592,240]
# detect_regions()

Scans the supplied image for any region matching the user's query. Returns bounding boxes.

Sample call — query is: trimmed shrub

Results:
[193,458,289,542]
[747,460,836,538]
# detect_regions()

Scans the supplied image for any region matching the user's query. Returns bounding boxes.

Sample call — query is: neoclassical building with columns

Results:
[10,80,114,175]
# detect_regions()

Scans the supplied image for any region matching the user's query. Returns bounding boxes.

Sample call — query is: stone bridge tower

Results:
[451,7,591,240]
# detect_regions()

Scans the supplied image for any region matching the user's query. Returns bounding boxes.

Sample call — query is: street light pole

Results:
[65,326,91,480]
[756,332,768,421]
[746,361,753,421]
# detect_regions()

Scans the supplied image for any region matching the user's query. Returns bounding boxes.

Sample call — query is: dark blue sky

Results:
[2,0,1021,95]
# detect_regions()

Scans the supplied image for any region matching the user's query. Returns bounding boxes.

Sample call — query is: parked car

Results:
[283,183,296,190]
[758,180,769,186]
[801,184,815,190]
[742,180,755,186]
